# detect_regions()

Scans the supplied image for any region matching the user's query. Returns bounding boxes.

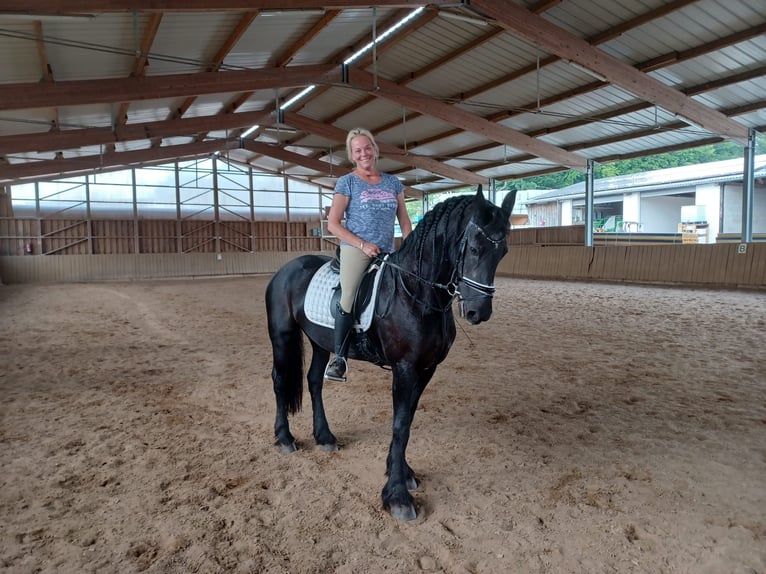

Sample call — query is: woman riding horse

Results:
[265,184,516,520]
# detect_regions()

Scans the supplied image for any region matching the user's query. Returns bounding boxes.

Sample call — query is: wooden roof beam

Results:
[0,110,273,155]
[241,140,423,198]
[0,64,340,111]
[0,140,238,184]
[347,68,588,171]
[0,1,455,13]
[467,0,750,143]
[110,12,164,152]
[281,112,487,185]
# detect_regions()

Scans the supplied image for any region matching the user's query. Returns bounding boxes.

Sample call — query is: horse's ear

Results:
[501,189,517,219]
[475,184,484,200]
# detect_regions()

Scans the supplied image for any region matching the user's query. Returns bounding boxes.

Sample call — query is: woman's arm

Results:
[396,193,413,240]
[327,193,373,252]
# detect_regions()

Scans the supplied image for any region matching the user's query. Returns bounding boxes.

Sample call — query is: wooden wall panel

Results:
[181,220,216,253]
[139,220,176,254]
[41,219,88,255]
[2,216,764,289]
[0,218,39,255]
[92,220,135,254]
[497,244,765,289]
[509,226,584,245]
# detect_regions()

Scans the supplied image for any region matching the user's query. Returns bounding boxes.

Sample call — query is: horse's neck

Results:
[391,219,464,297]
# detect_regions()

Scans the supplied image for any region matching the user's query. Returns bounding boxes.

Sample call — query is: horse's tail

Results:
[266,276,304,415]
[271,327,304,415]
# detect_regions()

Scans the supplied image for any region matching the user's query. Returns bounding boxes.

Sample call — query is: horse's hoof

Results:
[276,441,297,454]
[389,504,417,522]
[406,477,418,490]
[319,443,339,452]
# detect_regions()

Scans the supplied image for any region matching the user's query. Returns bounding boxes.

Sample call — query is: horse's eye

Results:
[469,246,479,255]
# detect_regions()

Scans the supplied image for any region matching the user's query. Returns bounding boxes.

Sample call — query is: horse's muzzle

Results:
[458,298,493,324]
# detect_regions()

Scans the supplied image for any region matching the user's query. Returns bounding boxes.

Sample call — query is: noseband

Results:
[454,220,506,302]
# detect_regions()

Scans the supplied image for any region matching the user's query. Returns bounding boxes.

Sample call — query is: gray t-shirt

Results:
[335,172,403,253]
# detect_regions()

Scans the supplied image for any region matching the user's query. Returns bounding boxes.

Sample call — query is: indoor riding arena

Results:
[1,1,765,573]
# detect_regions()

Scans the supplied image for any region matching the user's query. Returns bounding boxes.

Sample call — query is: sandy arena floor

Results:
[1,275,764,574]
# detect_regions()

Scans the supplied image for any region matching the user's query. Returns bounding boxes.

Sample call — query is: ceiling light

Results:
[280,86,317,111]
[343,7,424,65]
[565,60,607,82]
[674,114,704,130]
[438,11,490,27]
[240,125,259,138]
[0,12,97,21]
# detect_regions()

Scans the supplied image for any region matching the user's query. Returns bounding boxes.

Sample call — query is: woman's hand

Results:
[361,241,380,257]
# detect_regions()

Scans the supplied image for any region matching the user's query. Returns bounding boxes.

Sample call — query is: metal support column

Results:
[741,128,756,244]
[175,161,182,253]
[213,155,221,256]
[249,166,256,253]
[131,168,139,254]
[585,159,595,247]
[283,173,291,252]
[85,174,93,254]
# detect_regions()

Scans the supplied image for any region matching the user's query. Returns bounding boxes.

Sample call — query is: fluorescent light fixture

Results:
[438,11,490,26]
[674,114,704,130]
[278,7,424,112]
[280,85,317,110]
[343,7,424,65]
[240,124,259,138]
[0,12,97,21]
[565,60,607,82]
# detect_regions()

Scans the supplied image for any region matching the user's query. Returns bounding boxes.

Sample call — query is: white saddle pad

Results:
[304,260,386,331]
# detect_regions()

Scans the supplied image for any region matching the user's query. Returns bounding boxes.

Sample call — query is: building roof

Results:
[526,154,766,203]
[0,1,764,198]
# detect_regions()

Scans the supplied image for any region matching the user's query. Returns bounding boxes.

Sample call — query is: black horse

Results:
[265,185,516,521]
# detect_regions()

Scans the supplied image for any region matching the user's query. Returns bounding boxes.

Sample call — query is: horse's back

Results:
[267,254,329,292]
[265,254,330,317]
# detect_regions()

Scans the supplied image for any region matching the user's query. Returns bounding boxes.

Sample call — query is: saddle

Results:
[304,254,387,331]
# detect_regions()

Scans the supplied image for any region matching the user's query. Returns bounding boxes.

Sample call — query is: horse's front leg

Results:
[382,363,435,521]
[308,341,338,451]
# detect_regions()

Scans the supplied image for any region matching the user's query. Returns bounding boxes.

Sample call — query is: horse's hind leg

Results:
[307,340,337,451]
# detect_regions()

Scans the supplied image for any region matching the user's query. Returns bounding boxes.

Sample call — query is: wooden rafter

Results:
[466,0,750,142]
[0,140,239,184]
[0,1,453,12]
[0,64,339,111]
[280,112,487,185]
[347,68,588,171]
[108,12,163,153]
[33,21,61,134]
[0,110,273,155]
[369,0,703,138]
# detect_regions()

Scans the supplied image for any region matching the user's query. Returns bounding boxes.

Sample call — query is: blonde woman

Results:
[324,127,413,382]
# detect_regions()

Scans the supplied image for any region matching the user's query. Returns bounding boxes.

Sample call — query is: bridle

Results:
[455,220,506,298]
[378,218,507,314]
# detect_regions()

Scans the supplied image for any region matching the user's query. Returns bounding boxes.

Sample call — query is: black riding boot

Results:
[324,306,354,382]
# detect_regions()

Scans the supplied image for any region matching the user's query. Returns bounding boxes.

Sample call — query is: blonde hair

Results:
[345,127,379,164]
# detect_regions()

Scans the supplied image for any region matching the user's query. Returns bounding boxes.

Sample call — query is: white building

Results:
[525,155,766,243]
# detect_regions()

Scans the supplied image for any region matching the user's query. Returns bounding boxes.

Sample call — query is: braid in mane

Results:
[395,195,473,279]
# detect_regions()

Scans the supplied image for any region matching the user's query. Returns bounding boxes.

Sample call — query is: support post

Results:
[741,128,755,244]
[213,155,221,256]
[585,159,595,247]
[131,168,139,254]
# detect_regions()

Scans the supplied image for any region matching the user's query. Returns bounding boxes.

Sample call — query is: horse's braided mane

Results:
[394,194,473,277]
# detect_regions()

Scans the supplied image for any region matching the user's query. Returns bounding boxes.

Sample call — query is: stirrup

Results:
[324,356,348,382]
